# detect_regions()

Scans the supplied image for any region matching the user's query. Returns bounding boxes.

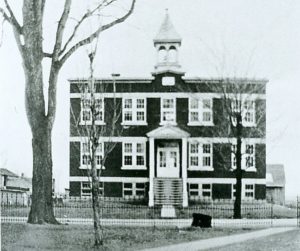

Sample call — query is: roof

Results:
[266,164,285,187]
[147,125,190,139]
[0,168,18,177]
[6,176,32,190]
[154,11,181,44]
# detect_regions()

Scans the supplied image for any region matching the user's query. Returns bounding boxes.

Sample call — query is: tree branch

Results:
[43,52,53,58]
[59,0,116,57]
[58,0,136,66]
[3,0,22,34]
[52,0,71,59]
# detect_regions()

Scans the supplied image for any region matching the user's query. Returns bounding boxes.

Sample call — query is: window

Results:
[245,184,254,199]
[244,101,255,126]
[81,182,104,197]
[231,143,256,171]
[189,183,212,199]
[122,98,146,125]
[122,142,146,169]
[123,183,145,198]
[95,99,104,122]
[245,144,254,168]
[189,183,199,196]
[189,142,213,171]
[81,141,104,169]
[231,99,255,127]
[188,98,213,125]
[81,98,104,124]
[161,98,176,124]
[232,183,254,200]
[232,184,236,199]
[81,99,91,123]
[202,184,212,198]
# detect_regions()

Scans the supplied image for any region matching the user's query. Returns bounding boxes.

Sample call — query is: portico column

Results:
[182,137,188,207]
[148,137,155,207]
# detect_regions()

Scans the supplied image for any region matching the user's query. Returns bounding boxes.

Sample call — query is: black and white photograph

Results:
[0,0,300,250]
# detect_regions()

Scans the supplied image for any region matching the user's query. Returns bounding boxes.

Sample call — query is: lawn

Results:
[1,223,255,251]
[207,228,300,251]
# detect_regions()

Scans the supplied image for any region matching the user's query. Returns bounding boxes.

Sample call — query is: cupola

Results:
[153,10,184,75]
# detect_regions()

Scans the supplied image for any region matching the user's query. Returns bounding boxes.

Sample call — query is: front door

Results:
[157,147,180,177]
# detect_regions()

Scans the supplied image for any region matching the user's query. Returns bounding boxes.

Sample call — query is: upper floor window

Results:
[231,99,255,127]
[231,143,256,171]
[122,98,146,125]
[81,141,104,169]
[81,98,104,125]
[122,141,146,170]
[189,142,213,171]
[160,98,176,125]
[188,98,213,126]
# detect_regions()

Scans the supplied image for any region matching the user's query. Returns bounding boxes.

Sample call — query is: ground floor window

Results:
[188,183,212,199]
[245,184,254,199]
[123,182,145,198]
[81,181,104,197]
[231,183,255,200]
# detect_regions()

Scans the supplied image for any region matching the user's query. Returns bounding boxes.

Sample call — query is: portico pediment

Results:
[146,125,190,139]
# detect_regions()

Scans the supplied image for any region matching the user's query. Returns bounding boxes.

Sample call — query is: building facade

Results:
[69,13,267,206]
[266,164,285,205]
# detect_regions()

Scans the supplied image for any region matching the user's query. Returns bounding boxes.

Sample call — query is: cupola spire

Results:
[153,10,183,74]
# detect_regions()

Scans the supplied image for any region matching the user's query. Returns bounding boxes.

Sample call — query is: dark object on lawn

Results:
[191,213,212,228]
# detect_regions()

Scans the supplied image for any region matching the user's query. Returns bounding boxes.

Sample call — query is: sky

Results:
[0,0,299,198]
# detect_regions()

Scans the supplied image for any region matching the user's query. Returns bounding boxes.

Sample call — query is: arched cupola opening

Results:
[158,46,167,63]
[168,46,177,63]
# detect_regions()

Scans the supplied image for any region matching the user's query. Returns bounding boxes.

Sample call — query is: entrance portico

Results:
[147,125,190,207]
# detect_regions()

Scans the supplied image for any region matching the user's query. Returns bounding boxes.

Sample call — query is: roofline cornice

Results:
[69,78,154,84]
[183,77,269,85]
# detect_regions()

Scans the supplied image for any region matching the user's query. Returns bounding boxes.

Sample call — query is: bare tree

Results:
[0,0,136,224]
[219,79,266,218]
[70,43,122,245]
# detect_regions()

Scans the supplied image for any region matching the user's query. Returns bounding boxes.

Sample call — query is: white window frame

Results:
[189,141,213,171]
[122,141,146,170]
[122,98,147,125]
[188,98,213,126]
[160,98,176,125]
[232,183,236,200]
[231,183,255,200]
[80,97,105,125]
[80,141,105,169]
[189,183,212,200]
[81,181,104,197]
[231,99,256,127]
[231,142,256,172]
[123,182,145,198]
[244,184,255,200]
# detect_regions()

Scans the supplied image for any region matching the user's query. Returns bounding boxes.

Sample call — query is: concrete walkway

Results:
[140,227,296,251]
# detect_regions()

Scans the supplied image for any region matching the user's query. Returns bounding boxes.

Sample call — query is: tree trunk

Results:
[234,115,243,219]
[234,166,242,219]
[28,124,58,224]
[92,180,103,246]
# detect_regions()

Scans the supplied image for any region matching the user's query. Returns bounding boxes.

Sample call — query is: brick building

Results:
[69,12,267,206]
